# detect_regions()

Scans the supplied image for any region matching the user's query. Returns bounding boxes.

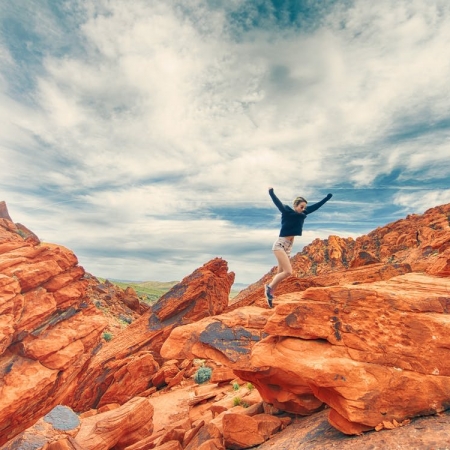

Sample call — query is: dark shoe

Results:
[265,285,274,308]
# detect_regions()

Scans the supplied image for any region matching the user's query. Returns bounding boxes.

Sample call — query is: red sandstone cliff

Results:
[1,201,450,449]
[229,203,450,309]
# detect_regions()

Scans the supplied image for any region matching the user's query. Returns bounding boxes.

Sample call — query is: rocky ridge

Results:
[0,200,450,449]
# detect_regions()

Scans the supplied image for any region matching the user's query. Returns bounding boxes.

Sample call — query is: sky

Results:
[1,0,450,287]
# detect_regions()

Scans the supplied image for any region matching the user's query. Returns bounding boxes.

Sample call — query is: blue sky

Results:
[1,0,450,286]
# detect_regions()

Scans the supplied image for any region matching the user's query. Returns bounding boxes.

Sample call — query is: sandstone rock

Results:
[123,434,162,450]
[231,203,450,309]
[71,258,234,411]
[73,396,154,450]
[3,200,450,449]
[0,202,13,221]
[160,306,272,368]
[184,422,223,450]
[210,366,236,384]
[156,427,185,446]
[2,404,81,449]
[253,413,282,439]
[44,438,84,450]
[150,257,234,326]
[153,441,183,450]
[222,413,266,449]
[254,408,450,449]
[0,212,110,445]
[244,273,450,434]
[152,361,180,388]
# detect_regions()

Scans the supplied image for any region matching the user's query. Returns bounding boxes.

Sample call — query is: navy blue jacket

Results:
[269,188,332,237]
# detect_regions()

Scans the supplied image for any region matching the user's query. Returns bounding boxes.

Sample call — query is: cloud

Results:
[1,0,450,284]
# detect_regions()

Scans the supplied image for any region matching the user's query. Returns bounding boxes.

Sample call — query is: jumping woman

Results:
[265,187,332,308]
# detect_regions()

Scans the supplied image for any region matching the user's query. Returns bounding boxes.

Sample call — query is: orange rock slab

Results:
[71,258,235,411]
[242,273,450,434]
[73,397,154,450]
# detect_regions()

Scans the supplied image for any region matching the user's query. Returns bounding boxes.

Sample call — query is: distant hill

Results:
[99,278,245,303]
[137,280,179,290]
[97,279,178,304]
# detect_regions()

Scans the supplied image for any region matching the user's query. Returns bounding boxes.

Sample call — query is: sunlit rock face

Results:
[0,200,235,446]
[163,203,450,435]
[229,203,450,309]
[0,205,108,446]
[2,199,450,445]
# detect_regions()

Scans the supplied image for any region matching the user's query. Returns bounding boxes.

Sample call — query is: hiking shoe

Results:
[265,285,274,308]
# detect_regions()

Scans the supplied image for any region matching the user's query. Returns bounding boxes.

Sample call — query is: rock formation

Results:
[1,200,450,449]
[0,202,236,447]
[162,203,450,436]
[0,215,109,445]
[230,203,450,309]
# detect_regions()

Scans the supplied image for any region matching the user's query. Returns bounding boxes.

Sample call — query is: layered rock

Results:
[2,397,154,450]
[0,202,236,446]
[163,271,450,435]
[0,212,109,445]
[2,199,450,447]
[161,204,450,436]
[70,257,235,411]
[230,203,450,309]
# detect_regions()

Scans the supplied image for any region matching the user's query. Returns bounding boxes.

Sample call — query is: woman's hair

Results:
[293,196,307,207]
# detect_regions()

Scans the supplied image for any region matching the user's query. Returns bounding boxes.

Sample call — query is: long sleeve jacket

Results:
[269,188,332,237]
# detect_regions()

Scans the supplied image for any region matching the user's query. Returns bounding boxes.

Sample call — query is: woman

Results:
[265,187,332,308]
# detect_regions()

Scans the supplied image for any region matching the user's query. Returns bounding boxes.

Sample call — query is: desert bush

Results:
[194,366,212,384]
[103,332,113,341]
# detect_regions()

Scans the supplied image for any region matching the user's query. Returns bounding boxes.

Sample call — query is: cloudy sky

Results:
[1,0,450,286]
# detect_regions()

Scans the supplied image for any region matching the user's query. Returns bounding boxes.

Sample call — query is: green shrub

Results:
[233,397,242,406]
[246,382,255,391]
[194,366,212,384]
[232,382,240,391]
[103,332,113,342]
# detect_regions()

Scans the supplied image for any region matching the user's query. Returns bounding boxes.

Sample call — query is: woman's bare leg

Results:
[269,250,293,292]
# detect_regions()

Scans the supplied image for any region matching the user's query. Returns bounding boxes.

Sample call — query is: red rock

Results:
[0,202,13,221]
[73,396,154,450]
[244,273,450,434]
[153,441,183,450]
[97,403,121,413]
[44,438,84,450]
[182,420,205,448]
[0,213,109,446]
[210,366,235,384]
[152,362,180,388]
[184,422,223,450]
[222,413,266,448]
[231,203,450,308]
[157,427,185,446]
[253,413,282,439]
[71,258,234,411]
[160,306,273,368]
[3,199,450,448]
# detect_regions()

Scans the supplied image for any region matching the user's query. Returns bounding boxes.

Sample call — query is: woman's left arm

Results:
[305,193,332,215]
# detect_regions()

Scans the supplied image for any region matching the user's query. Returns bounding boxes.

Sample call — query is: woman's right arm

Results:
[269,188,285,213]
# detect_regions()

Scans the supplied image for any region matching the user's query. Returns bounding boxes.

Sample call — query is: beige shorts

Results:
[272,237,293,256]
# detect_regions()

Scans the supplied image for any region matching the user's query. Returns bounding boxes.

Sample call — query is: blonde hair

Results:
[293,196,307,207]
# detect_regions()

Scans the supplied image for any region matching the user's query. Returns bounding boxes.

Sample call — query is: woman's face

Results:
[294,201,307,213]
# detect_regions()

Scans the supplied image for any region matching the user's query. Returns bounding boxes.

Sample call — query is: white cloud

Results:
[1,0,450,284]
[393,189,450,215]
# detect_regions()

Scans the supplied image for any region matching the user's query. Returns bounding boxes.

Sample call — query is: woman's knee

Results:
[281,268,293,278]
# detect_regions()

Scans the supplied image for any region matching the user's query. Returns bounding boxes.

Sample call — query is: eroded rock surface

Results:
[2,200,450,448]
